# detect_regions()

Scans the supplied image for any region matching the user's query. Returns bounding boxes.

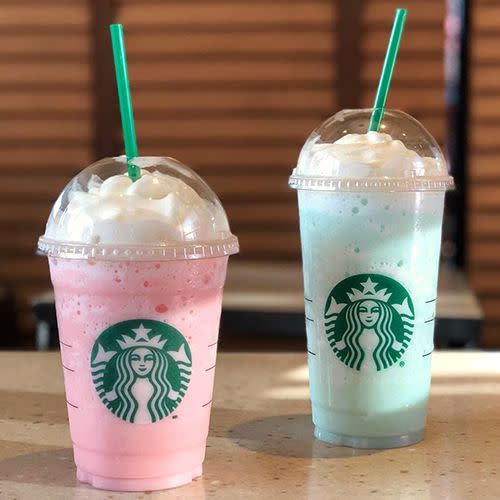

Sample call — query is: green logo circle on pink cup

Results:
[91,319,192,424]
[324,274,415,372]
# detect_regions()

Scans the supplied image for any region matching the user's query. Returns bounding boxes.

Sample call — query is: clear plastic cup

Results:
[289,109,454,448]
[37,156,238,490]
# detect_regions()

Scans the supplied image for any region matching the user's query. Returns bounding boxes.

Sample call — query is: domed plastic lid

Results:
[289,109,454,192]
[38,156,239,261]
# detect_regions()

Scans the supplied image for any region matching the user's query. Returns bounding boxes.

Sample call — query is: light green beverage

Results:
[289,109,454,448]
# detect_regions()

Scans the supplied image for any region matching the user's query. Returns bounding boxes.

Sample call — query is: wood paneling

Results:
[471,34,500,63]
[360,1,445,151]
[469,242,500,267]
[1,0,450,346]
[0,258,49,284]
[362,60,444,85]
[0,119,89,142]
[229,202,298,226]
[0,5,88,28]
[0,231,38,256]
[0,62,89,85]
[0,203,53,228]
[473,5,500,31]
[0,2,92,344]
[470,270,500,295]
[0,33,88,57]
[470,186,500,211]
[237,231,301,259]
[472,66,500,92]
[126,32,335,57]
[116,0,338,271]
[0,90,90,114]
[469,213,500,239]
[471,123,500,149]
[469,154,500,181]
[128,61,333,85]
[362,29,443,54]
[478,299,500,321]
[134,117,322,142]
[0,147,90,170]
[362,1,444,24]
[361,88,445,115]
[481,326,500,348]
[472,95,500,121]
[469,1,500,344]
[118,145,303,172]
[0,176,69,202]
[133,88,334,114]
[120,3,334,27]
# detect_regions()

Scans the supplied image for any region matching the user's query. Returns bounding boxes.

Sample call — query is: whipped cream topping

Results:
[295,131,446,178]
[44,169,229,245]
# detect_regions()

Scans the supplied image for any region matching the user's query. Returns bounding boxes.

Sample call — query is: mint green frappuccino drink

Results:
[289,109,454,448]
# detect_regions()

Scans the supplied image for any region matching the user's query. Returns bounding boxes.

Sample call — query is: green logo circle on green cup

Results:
[91,319,192,423]
[324,274,415,372]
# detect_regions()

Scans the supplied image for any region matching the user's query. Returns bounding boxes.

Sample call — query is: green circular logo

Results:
[91,319,192,424]
[324,274,415,372]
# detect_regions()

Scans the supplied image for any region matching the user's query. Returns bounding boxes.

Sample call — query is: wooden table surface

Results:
[0,351,499,499]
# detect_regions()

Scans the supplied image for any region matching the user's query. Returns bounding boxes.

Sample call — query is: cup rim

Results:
[37,234,239,261]
[288,175,455,192]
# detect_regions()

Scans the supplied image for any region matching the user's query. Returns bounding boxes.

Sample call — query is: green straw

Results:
[368,8,407,132]
[110,24,141,181]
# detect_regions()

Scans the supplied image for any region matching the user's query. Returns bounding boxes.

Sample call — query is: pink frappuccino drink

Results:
[38,156,238,491]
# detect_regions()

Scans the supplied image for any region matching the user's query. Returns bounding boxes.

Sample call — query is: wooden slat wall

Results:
[0,1,92,341]
[116,0,337,261]
[469,0,500,346]
[360,0,446,148]
[116,0,447,265]
[0,1,450,345]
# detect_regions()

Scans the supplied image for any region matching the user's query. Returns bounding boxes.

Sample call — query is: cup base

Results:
[76,465,202,491]
[314,426,424,449]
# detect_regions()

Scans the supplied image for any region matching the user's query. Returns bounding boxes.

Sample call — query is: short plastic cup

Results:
[38,156,239,490]
[289,109,454,448]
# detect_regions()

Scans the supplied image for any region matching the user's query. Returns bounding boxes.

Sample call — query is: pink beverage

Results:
[50,257,226,490]
[38,156,238,491]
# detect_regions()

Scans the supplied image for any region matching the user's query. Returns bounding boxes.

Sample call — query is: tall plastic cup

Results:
[38,156,239,490]
[289,110,454,448]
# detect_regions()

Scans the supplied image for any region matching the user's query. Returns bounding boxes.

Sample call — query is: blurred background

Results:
[0,0,492,350]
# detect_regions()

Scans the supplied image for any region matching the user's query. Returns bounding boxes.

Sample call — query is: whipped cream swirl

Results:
[45,169,229,245]
[295,131,446,178]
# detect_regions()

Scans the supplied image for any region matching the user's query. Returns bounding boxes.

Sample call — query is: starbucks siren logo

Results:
[91,319,192,423]
[324,274,415,371]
